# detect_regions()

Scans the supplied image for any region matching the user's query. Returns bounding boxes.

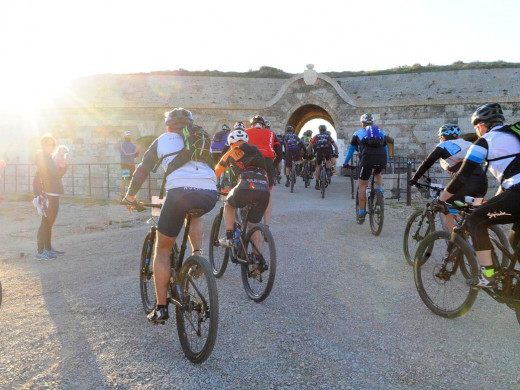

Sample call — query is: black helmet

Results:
[250,115,266,127]
[286,125,294,133]
[304,130,312,137]
[164,108,193,128]
[438,124,461,140]
[319,124,327,133]
[222,124,230,131]
[360,113,374,125]
[471,103,505,126]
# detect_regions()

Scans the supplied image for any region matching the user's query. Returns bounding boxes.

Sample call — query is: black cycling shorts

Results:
[446,176,488,204]
[285,148,301,169]
[227,188,270,224]
[315,149,332,165]
[158,187,217,238]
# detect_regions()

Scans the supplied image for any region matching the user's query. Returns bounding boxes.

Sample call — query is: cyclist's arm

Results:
[215,148,244,178]
[441,138,489,201]
[412,147,450,182]
[273,143,283,166]
[331,141,339,154]
[127,139,159,197]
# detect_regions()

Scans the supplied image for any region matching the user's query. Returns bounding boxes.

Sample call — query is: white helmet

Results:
[228,129,249,145]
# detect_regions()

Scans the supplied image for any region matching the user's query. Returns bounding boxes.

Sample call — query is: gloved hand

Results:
[409,179,418,187]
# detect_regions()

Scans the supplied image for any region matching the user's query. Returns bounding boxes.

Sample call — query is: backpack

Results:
[362,125,385,147]
[153,125,214,198]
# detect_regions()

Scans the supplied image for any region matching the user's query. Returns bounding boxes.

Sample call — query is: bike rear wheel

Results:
[241,224,277,302]
[414,230,479,318]
[290,166,295,193]
[176,255,219,364]
[369,190,384,236]
[320,167,326,198]
[140,231,156,314]
[403,210,435,266]
[208,211,229,278]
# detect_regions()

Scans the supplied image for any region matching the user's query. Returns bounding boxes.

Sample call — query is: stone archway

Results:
[286,104,335,135]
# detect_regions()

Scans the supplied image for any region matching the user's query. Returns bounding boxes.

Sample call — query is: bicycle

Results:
[404,181,508,266]
[353,165,384,236]
[318,164,330,198]
[414,200,520,325]
[301,158,311,188]
[129,201,219,363]
[289,163,297,193]
[209,194,276,302]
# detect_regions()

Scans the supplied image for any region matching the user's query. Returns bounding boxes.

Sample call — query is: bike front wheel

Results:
[176,255,219,364]
[208,211,229,278]
[414,230,479,318]
[140,231,156,314]
[369,190,384,236]
[403,210,435,266]
[241,224,277,302]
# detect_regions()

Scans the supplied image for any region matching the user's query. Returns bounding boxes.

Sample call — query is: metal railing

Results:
[0,163,164,200]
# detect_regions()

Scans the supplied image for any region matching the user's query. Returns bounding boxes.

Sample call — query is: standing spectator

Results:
[120,130,139,196]
[210,124,231,163]
[34,134,68,260]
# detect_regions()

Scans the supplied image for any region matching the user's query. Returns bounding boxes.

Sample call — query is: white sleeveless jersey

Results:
[437,139,473,172]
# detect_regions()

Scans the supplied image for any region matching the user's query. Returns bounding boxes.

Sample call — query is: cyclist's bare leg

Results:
[154,231,176,305]
[476,250,493,267]
[187,216,203,254]
[223,203,235,231]
[264,196,273,226]
[440,213,456,232]
[249,222,263,254]
[314,163,321,180]
[374,172,383,189]
[358,178,369,211]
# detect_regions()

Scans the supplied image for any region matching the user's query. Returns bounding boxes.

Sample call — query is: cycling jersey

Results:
[301,135,312,148]
[311,134,333,150]
[283,133,300,150]
[245,127,279,160]
[344,127,389,166]
[446,125,520,192]
[128,132,216,196]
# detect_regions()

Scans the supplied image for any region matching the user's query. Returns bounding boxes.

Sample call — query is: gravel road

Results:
[1,176,520,389]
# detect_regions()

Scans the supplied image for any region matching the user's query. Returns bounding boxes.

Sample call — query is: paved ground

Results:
[1,176,520,389]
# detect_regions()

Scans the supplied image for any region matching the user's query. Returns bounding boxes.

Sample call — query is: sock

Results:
[226,230,233,240]
[482,265,495,277]
[359,209,366,215]
[378,187,384,192]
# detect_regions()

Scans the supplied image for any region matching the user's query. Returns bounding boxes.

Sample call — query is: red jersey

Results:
[245,127,279,160]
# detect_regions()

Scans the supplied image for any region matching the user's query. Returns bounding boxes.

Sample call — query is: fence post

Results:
[71,164,75,196]
[406,161,412,206]
[88,164,92,197]
[397,167,401,202]
[107,164,110,198]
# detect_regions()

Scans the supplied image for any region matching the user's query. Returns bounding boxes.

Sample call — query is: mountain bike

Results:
[318,164,330,198]
[127,200,219,364]
[301,158,311,188]
[414,201,520,326]
[354,165,384,235]
[209,195,276,302]
[289,163,297,193]
[404,181,508,266]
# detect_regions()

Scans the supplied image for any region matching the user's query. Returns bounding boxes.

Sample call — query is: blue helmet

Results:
[438,124,461,139]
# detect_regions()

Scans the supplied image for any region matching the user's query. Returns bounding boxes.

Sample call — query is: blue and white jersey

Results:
[437,139,472,171]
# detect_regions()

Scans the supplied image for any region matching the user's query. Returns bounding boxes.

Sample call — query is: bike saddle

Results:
[187,209,206,218]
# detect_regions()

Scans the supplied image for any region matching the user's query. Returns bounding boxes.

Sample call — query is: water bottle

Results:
[234,227,241,247]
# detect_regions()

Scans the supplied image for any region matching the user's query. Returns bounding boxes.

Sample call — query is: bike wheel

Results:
[369,190,384,236]
[140,231,156,314]
[403,210,435,266]
[208,212,229,278]
[176,255,219,364]
[320,168,326,198]
[414,230,479,318]
[290,168,295,193]
[241,224,277,302]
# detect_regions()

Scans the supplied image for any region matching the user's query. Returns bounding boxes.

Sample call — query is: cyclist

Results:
[409,124,488,231]
[275,132,285,183]
[215,129,270,249]
[326,130,339,174]
[440,103,520,287]
[301,130,316,176]
[245,115,282,227]
[123,108,217,323]
[343,114,388,223]
[210,124,231,163]
[309,124,338,190]
[283,126,305,187]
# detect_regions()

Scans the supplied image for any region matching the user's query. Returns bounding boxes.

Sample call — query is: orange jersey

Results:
[245,127,279,160]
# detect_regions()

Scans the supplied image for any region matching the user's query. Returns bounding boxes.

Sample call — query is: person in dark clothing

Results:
[119,130,139,196]
[34,134,68,260]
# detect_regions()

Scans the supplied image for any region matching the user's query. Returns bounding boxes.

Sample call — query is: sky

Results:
[0,0,519,110]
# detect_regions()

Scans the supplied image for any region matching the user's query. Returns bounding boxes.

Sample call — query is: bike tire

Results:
[369,190,384,236]
[140,231,156,314]
[320,168,326,199]
[176,255,219,364]
[208,212,229,278]
[241,224,277,302]
[403,210,435,266]
[414,230,479,318]
[290,168,295,193]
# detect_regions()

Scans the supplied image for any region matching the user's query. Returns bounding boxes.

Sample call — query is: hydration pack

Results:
[362,125,385,147]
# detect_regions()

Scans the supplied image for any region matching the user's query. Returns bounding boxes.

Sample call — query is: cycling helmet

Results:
[471,103,505,125]
[164,108,193,128]
[360,113,374,125]
[234,121,246,131]
[286,125,294,133]
[265,120,271,129]
[222,124,230,131]
[319,124,327,133]
[438,124,461,139]
[228,129,249,145]
[250,115,266,127]
[304,130,313,137]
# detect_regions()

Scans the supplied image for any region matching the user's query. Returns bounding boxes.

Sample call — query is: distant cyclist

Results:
[409,124,488,231]
[343,114,388,223]
[283,126,305,187]
[309,124,338,190]
[210,124,231,163]
[326,130,339,174]
[301,130,316,175]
